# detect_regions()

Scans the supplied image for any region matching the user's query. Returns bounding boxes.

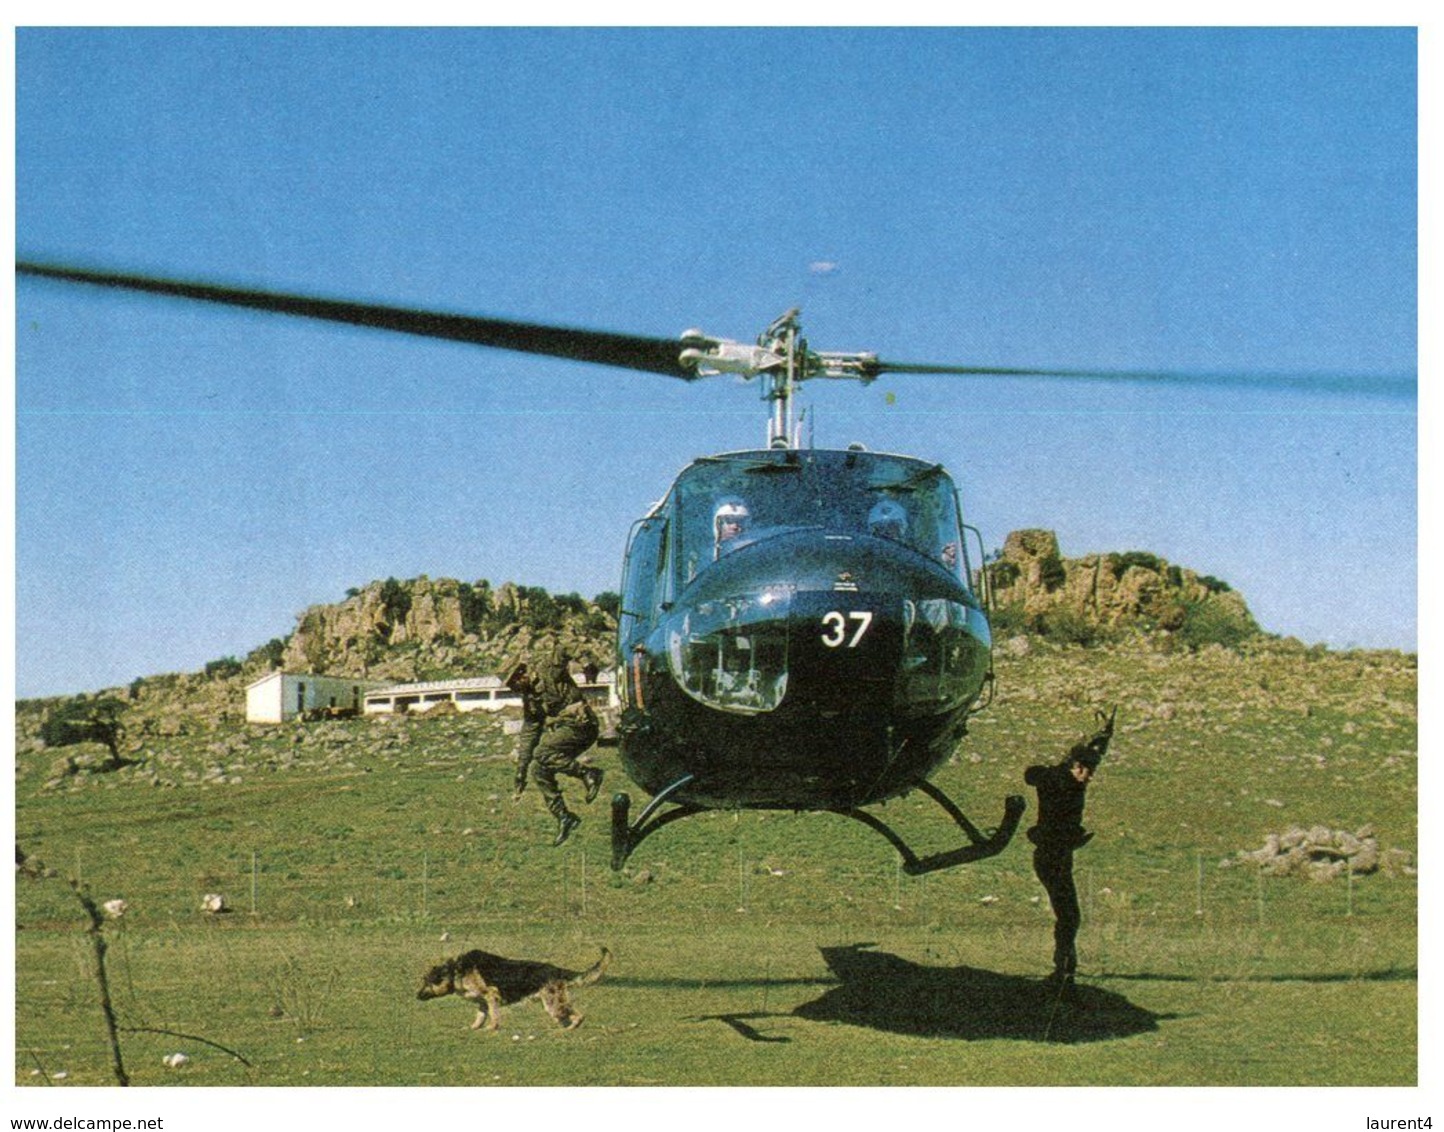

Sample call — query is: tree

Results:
[247,637,287,669]
[40,697,132,770]
[204,656,242,680]
[379,577,412,626]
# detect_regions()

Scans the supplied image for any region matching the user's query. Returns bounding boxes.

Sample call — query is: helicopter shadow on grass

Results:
[693,942,1171,1045]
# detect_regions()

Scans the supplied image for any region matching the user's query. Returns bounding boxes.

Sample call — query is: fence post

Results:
[738,843,747,911]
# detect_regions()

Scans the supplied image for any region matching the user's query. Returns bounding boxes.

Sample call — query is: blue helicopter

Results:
[608,309,1019,873]
[19,262,1396,874]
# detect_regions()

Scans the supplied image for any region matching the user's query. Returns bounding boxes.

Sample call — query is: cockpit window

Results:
[674,450,968,585]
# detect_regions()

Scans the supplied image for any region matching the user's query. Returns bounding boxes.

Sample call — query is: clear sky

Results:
[14,26,1417,699]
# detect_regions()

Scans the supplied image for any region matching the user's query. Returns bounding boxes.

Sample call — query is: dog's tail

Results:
[572,947,611,987]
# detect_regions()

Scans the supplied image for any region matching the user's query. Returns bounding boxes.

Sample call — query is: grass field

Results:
[13,641,1417,1087]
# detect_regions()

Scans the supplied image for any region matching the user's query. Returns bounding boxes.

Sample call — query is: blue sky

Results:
[15,27,1417,699]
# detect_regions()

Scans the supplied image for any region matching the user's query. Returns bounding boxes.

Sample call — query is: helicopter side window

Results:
[928,488,967,583]
[618,514,669,649]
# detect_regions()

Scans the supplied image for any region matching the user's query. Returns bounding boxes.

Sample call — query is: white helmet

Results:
[868,499,908,539]
[714,497,750,538]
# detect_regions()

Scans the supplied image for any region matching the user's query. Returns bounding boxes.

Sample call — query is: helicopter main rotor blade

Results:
[869,357,1415,399]
[19,260,1412,399]
[17,261,697,380]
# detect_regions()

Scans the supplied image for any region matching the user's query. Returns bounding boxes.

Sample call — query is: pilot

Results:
[1023,708,1116,991]
[714,498,750,558]
[867,498,908,541]
[511,638,604,847]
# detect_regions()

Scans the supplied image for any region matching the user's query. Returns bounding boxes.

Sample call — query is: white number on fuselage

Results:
[821,610,874,648]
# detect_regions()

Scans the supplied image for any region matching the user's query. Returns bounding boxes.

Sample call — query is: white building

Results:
[364,676,520,715]
[244,672,388,724]
[364,670,619,716]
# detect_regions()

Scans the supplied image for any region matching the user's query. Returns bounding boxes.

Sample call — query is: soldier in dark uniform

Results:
[1024,707,1116,987]
[509,640,604,846]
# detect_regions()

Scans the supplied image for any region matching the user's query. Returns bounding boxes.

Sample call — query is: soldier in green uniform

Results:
[505,660,547,786]
[509,640,604,846]
[1024,707,1115,989]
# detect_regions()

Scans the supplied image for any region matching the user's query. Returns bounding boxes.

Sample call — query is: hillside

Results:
[13,535,1418,1088]
[9,529,1364,753]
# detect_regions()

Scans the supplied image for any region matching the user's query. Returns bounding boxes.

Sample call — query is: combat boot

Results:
[583,766,605,804]
[554,811,581,847]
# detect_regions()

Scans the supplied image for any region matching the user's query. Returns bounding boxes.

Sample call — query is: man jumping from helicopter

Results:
[509,639,604,847]
[506,656,547,784]
[1024,707,1116,991]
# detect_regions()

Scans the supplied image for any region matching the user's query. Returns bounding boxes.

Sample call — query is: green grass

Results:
[14,641,1417,1086]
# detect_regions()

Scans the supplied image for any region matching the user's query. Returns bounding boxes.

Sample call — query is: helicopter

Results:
[15,260,1407,875]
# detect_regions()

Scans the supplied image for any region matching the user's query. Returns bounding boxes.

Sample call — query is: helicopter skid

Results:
[838,783,1027,876]
[610,777,706,872]
[609,777,1026,876]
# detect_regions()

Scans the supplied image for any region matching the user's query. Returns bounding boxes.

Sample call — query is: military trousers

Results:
[514,718,544,765]
[1032,843,1081,975]
[531,715,600,819]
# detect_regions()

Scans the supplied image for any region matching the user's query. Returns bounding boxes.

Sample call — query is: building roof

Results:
[366,676,507,697]
[366,670,615,697]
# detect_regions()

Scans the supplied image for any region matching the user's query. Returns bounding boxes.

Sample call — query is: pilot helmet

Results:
[868,498,908,540]
[714,497,750,539]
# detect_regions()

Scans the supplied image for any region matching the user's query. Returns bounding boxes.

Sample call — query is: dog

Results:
[416,946,610,1031]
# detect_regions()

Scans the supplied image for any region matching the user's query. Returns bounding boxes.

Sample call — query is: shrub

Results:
[1038,553,1067,591]
[988,560,1021,588]
[1175,598,1259,652]
[379,577,412,626]
[986,603,1029,637]
[248,638,287,669]
[204,656,243,680]
[556,592,589,617]
[457,581,492,635]
[1114,551,1163,576]
[1034,607,1112,648]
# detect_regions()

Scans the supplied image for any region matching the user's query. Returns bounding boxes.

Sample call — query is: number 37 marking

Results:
[821,610,874,648]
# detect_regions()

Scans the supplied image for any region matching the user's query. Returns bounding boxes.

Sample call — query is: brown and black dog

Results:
[417,946,610,1031]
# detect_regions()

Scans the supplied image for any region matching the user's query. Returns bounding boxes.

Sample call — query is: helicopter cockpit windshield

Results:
[674,449,968,586]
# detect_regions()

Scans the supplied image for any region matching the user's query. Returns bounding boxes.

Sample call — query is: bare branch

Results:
[67,877,130,1086]
[120,1026,255,1068]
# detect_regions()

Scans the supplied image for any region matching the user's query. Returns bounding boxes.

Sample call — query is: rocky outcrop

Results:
[986,529,1260,646]
[18,536,1261,745]
[1226,824,1416,880]
[277,576,613,683]
[280,576,465,674]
